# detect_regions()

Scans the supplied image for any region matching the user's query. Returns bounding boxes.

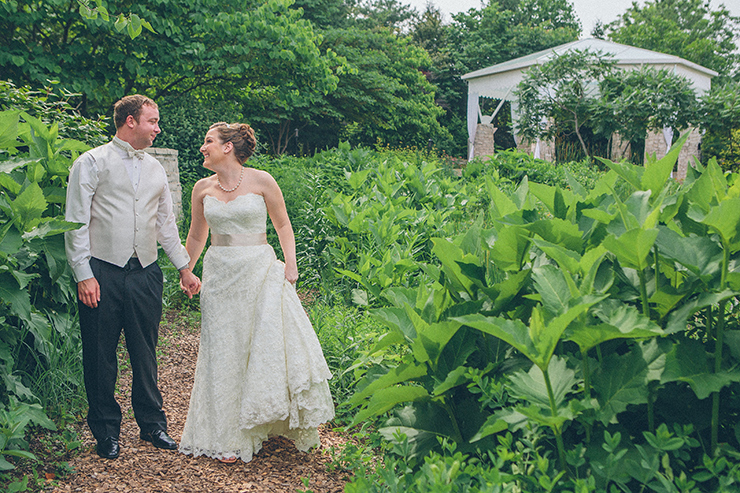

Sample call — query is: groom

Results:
[65,94,200,459]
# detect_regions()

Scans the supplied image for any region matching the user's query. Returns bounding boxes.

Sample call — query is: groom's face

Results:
[130,104,161,150]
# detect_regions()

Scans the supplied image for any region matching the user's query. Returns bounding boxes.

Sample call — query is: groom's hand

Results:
[78,277,101,308]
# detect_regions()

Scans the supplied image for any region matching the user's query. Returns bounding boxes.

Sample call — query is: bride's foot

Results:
[217,456,237,464]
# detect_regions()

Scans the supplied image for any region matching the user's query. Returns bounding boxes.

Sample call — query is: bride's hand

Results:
[284,265,298,284]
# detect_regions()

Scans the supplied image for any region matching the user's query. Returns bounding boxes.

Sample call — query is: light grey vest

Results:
[87,143,166,268]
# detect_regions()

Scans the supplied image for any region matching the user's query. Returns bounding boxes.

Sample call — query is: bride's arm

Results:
[184,179,210,275]
[261,171,298,283]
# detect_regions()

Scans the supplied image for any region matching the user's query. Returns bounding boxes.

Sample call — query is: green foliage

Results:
[607,0,740,78]
[75,0,156,39]
[298,26,450,153]
[324,147,471,306]
[0,398,55,471]
[698,80,740,171]
[596,66,698,149]
[465,149,603,192]
[0,81,109,148]
[1,0,340,120]
[309,302,383,421]
[0,109,90,471]
[332,136,740,489]
[414,0,580,156]
[516,49,702,162]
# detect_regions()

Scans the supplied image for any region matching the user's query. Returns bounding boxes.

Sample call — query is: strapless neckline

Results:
[204,193,263,205]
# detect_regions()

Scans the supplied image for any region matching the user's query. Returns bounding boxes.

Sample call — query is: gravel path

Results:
[50,311,352,493]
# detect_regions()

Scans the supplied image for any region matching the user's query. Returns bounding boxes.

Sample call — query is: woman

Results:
[178,122,334,464]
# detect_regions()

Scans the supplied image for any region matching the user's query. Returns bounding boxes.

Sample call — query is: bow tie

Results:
[112,138,146,160]
[126,149,146,160]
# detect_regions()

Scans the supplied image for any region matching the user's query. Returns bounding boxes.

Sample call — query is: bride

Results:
[178,122,335,464]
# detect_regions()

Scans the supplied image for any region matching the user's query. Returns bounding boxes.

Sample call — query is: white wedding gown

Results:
[179,193,335,463]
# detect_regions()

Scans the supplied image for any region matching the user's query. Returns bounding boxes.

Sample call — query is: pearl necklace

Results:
[217,167,244,193]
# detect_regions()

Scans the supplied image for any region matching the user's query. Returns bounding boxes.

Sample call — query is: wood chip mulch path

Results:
[50,312,354,493]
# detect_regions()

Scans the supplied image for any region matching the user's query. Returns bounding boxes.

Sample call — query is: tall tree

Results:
[515,50,615,157]
[607,0,740,78]
[698,81,740,170]
[294,26,451,152]
[0,0,339,119]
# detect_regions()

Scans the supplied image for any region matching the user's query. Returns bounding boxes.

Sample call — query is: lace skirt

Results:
[178,244,334,462]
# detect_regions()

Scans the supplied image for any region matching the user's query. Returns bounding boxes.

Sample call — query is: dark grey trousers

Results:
[79,256,165,441]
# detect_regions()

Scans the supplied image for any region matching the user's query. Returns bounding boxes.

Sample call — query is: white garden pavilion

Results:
[462,38,717,179]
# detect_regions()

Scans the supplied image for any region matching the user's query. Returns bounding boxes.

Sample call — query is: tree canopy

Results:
[1,0,340,119]
[607,0,740,79]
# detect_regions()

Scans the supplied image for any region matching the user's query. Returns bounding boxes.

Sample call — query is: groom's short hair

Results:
[114,95,158,129]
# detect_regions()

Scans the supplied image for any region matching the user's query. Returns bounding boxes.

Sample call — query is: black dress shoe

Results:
[140,429,177,450]
[96,436,120,459]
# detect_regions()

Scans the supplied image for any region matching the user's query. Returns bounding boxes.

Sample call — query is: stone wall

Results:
[144,147,183,220]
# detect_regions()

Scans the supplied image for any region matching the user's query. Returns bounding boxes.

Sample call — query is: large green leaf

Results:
[508,356,579,410]
[533,237,581,277]
[11,182,47,232]
[592,339,670,425]
[488,225,531,272]
[469,413,509,443]
[417,320,463,366]
[640,132,688,196]
[454,314,535,362]
[0,156,43,175]
[655,226,722,281]
[566,299,661,352]
[664,290,740,334]
[348,361,427,406]
[688,196,740,251]
[380,402,462,459]
[432,365,470,396]
[601,157,644,192]
[371,306,417,341]
[526,218,583,252]
[431,238,476,296]
[457,296,598,371]
[0,227,23,256]
[487,175,520,219]
[661,338,740,400]
[482,269,531,315]
[349,385,429,426]
[0,272,31,322]
[22,218,81,240]
[602,228,659,271]
[532,264,572,315]
[0,110,21,150]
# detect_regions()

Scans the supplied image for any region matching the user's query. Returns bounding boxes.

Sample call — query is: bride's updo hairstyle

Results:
[209,122,257,164]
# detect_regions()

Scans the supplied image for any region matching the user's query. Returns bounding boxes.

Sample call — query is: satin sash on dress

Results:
[210,233,267,247]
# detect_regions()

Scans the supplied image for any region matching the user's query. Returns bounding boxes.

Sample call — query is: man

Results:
[65,94,200,460]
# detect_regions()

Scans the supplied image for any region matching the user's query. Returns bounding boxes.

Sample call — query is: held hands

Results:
[179,268,202,298]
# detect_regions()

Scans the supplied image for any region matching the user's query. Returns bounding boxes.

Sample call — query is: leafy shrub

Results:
[464,149,603,191]
[0,109,91,470]
[0,81,108,148]
[336,134,740,490]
